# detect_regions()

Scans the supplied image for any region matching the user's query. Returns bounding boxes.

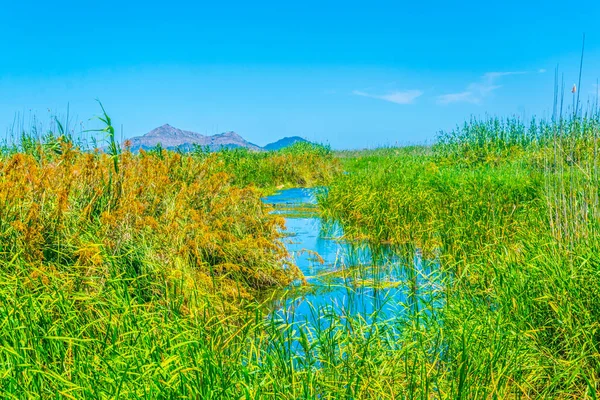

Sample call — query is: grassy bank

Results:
[320,113,600,397]
[0,119,344,397]
[191,141,339,191]
[3,106,600,398]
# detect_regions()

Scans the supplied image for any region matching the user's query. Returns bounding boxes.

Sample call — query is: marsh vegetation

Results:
[1,104,600,398]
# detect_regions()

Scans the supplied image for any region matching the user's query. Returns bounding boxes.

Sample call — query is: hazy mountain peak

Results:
[127,125,257,151]
[125,125,312,152]
[213,131,244,140]
[144,124,200,138]
[263,136,309,151]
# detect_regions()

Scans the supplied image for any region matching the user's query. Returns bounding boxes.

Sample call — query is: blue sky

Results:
[2,1,600,149]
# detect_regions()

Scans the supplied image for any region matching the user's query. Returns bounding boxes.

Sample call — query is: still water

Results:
[262,188,442,325]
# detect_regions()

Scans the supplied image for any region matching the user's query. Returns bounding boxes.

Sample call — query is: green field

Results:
[1,107,600,398]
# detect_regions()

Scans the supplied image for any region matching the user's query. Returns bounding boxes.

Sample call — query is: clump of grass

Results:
[191,141,340,191]
[319,109,600,397]
[6,98,600,398]
[0,104,366,398]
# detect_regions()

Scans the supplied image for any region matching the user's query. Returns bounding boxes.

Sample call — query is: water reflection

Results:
[262,188,443,325]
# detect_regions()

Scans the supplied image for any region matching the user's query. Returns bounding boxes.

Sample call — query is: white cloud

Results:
[353,89,423,105]
[483,71,526,80]
[437,71,525,105]
[437,90,482,105]
[539,68,547,73]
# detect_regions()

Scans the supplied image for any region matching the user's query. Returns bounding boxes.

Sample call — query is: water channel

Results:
[262,188,442,326]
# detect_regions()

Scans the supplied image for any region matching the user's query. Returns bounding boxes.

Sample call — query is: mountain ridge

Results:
[263,136,309,151]
[124,124,309,152]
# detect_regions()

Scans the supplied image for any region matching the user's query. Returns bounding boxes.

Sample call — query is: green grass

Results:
[319,110,600,397]
[2,104,600,398]
[191,141,340,192]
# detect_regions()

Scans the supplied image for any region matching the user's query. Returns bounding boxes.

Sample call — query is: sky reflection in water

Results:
[262,188,442,325]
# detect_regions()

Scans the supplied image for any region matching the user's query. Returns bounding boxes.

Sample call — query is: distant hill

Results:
[263,136,310,151]
[126,124,262,152]
[124,125,311,152]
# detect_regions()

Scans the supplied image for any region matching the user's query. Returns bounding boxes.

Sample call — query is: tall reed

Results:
[320,109,600,397]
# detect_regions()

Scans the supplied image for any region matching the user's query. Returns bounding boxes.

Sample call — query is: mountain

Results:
[125,124,262,152]
[124,125,311,152]
[207,131,261,151]
[263,136,309,151]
